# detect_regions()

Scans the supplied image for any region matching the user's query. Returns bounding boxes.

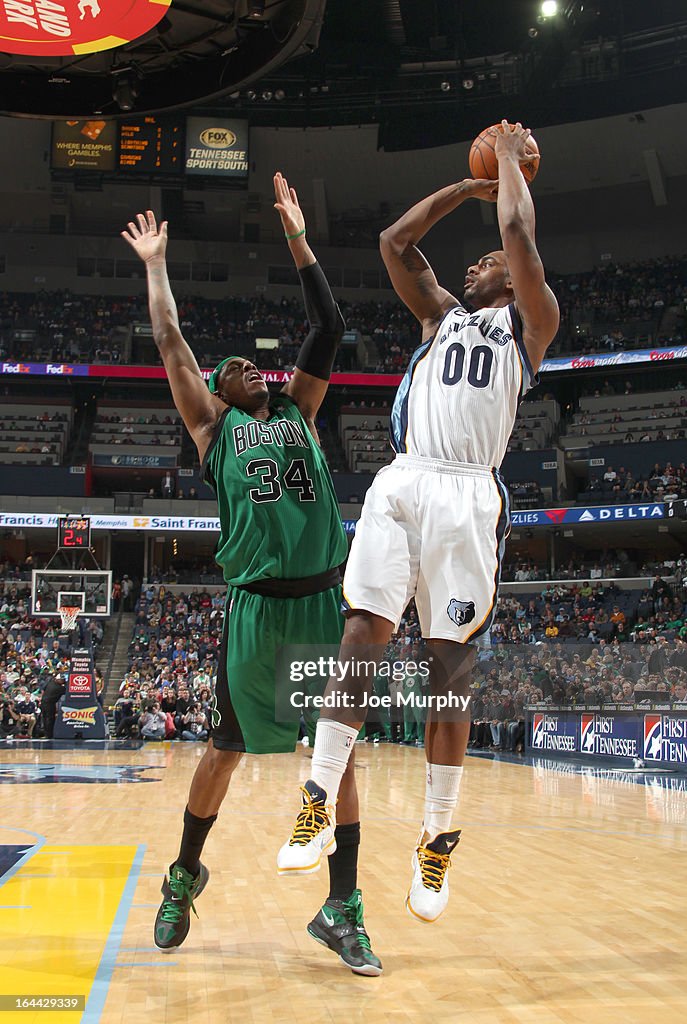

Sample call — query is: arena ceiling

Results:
[0,0,685,145]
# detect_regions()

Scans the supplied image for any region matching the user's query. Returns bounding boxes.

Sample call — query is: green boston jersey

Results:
[202,394,348,586]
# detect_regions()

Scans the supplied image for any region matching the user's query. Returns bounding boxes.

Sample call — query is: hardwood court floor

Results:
[1,742,687,1024]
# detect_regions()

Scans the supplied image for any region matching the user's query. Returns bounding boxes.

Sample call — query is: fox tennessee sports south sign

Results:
[0,0,171,56]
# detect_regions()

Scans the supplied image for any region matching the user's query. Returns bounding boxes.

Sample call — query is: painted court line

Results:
[118,947,163,953]
[115,961,178,968]
[81,844,146,1024]
[0,830,45,885]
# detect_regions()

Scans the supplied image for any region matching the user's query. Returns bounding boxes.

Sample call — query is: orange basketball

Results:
[468,123,540,183]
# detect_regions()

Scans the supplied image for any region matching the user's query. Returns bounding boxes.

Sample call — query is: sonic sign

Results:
[0,0,171,56]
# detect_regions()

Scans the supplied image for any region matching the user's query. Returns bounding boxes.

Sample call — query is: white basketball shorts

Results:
[342,454,510,643]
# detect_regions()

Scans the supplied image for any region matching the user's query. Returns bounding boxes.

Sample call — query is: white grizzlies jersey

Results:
[390,302,536,467]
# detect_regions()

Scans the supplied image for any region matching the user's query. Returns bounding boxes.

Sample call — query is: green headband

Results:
[207,356,243,395]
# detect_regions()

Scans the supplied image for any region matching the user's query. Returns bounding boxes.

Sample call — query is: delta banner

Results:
[185,117,248,178]
[510,504,665,527]
[0,0,171,56]
[526,709,687,770]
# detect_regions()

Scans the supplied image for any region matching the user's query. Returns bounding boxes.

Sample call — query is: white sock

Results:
[423,763,463,840]
[310,719,359,806]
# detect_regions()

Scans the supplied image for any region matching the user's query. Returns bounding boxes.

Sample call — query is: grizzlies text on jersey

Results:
[390,302,535,467]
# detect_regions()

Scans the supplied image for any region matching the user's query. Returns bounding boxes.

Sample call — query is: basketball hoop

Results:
[59,605,81,632]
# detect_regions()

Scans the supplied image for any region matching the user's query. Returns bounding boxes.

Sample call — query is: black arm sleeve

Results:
[295,261,346,381]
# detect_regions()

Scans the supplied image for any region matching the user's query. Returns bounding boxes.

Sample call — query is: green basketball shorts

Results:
[211,582,344,754]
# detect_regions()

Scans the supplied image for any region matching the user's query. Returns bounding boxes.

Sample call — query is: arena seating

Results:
[0,253,683,374]
[88,403,184,466]
[0,402,73,466]
[562,387,687,450]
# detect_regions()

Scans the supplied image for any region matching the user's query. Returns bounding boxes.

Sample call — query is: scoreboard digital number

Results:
[118,116,184,174]
[58,516,91,550]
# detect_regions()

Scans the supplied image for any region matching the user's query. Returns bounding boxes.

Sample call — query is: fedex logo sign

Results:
[2,362,31,373]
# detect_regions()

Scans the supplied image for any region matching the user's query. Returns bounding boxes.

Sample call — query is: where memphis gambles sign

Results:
[0,0,171,56]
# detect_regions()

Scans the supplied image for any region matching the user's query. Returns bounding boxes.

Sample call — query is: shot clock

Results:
[57,516,91,550]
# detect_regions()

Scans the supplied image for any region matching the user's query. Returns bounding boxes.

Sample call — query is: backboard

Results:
[31,569,112,618]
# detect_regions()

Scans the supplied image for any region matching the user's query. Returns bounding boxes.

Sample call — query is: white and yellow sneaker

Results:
[406,828,461,923]
[277,780,336,876]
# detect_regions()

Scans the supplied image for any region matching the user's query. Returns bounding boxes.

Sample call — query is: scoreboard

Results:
[58,516,91,550]
[51,115,247,180]
[118,116,184,174]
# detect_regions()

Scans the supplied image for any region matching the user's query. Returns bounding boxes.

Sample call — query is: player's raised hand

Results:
[121,211,168,263]
[273,171,306,238]
[493,120,539,167]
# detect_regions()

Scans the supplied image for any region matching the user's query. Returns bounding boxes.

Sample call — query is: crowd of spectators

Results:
[2,561,686,749]
[581,461,687,503]
[490,574,685,645]
[0,253,683,373]
[113,585,222,741]
[354,567,687,751]
[551,254,686,351]
[0,581,104,740]
[468,634,687,752]
[502,551,687,583]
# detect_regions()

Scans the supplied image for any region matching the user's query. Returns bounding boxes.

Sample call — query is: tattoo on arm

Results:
[399,245,425,272]
[399,245,431,296]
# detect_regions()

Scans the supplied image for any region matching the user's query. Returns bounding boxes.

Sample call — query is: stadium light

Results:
[111,66,140,112]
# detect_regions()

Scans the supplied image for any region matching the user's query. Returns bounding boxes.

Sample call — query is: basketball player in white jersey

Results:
[278,122,559,923]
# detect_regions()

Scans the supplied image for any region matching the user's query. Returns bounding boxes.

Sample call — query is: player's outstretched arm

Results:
[379,178,498,334]
[494,122,559,372]
[273,172,345,427]
[121,212,223,455]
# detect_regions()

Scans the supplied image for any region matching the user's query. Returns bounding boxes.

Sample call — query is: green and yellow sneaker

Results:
[307,889,382,976]
[154,861,209,952]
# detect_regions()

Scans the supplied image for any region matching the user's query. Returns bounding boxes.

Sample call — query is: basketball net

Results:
[59,605,81,632]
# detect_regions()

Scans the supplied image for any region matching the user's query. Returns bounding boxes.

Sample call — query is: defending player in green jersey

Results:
[121,172,381,975]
